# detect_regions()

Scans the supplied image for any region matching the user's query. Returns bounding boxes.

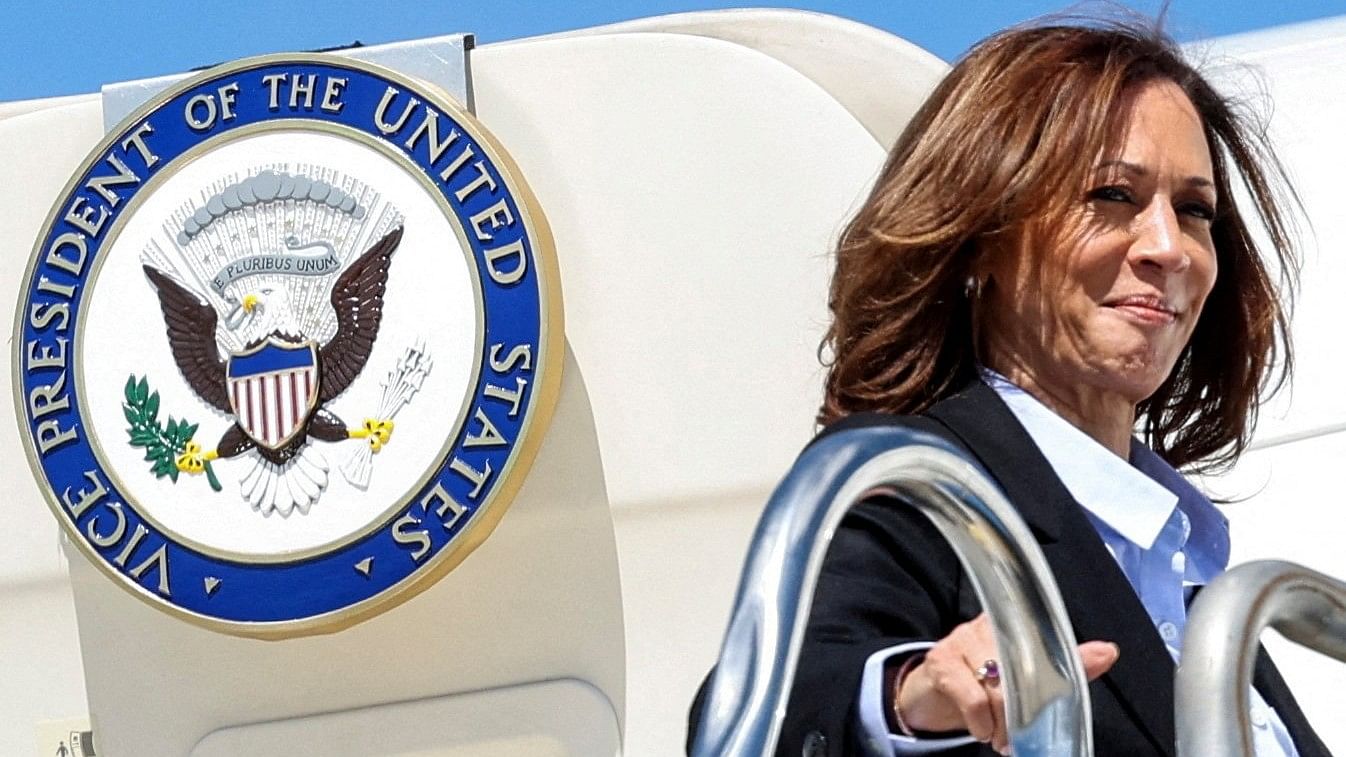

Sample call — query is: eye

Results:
[1088,185,1134,204]
[1178,200,1217,222]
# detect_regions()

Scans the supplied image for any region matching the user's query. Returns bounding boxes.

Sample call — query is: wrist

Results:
[889,652,926,736]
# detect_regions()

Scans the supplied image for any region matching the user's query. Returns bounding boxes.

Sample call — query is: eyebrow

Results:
[1094,159,1214,190]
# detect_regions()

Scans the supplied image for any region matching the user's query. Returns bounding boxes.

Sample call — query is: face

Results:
[982,79,1219,407]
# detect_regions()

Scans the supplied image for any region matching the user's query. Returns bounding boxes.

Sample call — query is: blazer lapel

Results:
[925,381,1178,756]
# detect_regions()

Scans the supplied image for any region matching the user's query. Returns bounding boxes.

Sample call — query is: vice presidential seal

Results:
[13,54,563,637]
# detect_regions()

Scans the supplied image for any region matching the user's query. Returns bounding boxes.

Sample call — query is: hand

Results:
[894,613,1119,755]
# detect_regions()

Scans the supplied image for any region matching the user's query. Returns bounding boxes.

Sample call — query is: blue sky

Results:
[1,1,1343,102]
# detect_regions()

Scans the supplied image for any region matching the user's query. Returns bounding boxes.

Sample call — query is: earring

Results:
[963,275,984,299]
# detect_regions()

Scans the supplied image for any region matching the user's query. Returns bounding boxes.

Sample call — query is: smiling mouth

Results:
[1105,296,1179,326]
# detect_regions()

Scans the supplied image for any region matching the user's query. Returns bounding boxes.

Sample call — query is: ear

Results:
[962,242,996,293]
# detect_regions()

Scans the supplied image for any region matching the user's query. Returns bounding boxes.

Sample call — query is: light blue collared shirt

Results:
[857,373,1299,756]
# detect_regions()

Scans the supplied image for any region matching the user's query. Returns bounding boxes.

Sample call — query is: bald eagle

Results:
[142,226,403,515]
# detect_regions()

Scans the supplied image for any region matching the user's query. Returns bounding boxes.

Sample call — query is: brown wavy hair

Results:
[818,18,1298,472]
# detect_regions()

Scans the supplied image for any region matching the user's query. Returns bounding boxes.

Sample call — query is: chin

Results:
[1091,355,1175,404]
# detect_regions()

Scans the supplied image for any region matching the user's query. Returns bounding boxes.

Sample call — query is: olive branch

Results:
[122,374,221,492]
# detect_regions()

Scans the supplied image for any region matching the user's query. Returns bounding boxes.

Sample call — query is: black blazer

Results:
[689,380,1329,757]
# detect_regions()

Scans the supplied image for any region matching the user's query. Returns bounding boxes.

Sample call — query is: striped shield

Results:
[226,338,320,449]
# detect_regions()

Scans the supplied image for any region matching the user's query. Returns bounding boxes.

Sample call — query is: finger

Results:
[974,654,1012,748]
[964,617,1010,752]
[983,678,1010,754]
[1079,641,1121,681]
[950,673,996,744]
[929,655,996,742]
[966,616,1003,684]
[952,651,1006,743]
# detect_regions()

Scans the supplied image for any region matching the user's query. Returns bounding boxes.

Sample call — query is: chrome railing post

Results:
[690,427,1093,757]
[1176,560,1346,756]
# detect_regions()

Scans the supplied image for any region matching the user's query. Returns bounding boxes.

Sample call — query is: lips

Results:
[1104,294,1179,325]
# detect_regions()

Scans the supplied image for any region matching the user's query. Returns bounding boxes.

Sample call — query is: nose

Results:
[1130,198,1188,273]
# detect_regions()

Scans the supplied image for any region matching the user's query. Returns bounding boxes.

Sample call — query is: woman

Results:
[689,18,1331,757]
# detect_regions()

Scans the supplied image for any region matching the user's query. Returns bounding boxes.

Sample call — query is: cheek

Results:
[1190,248,1219,311]
[1019,251,1105,338]
[1066,233,1129,302]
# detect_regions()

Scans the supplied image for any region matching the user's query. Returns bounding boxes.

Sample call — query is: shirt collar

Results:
[979,369,1229,579]
[1127,441,1230,583]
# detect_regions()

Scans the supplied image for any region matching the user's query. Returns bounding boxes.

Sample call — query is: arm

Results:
[686,495,975,756]
[858,643,978,754]
[687,491,1120,756]
[777,495,981,756]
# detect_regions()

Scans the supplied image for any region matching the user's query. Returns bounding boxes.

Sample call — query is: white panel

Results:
[0,580,89,755]
[1192,22,1346,447]
[474,31,889,515]
[0,93,97,123]
[471,28,928,755]
[191,679,619,757]
[516,8,947,149]
[0,100,103,756]
[611,489,765,753]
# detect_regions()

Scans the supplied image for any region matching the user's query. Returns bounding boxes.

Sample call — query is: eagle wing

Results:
[319,226,403,402]
[142,265,232,414]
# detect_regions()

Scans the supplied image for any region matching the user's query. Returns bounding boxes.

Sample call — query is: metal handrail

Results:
[690,426,1093,757]
[1176,560,1346,756]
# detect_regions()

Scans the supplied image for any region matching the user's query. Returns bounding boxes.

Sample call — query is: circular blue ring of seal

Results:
[13,55,558,635]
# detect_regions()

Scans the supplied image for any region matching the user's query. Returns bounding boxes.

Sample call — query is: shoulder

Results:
[809,410,964,451]
[803,410,977,549]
